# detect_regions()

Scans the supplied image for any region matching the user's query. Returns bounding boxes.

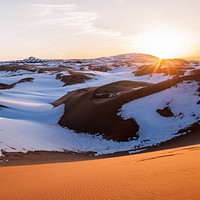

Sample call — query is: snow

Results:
[119,81,200,146]
[0,64,154,156]
[0,55,200,156]
[128,149,146,154]
[0,117,150,157]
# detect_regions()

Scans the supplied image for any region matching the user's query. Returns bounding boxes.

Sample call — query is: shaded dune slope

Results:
[94,80,152,98]
[0,77,34,90]
[0,64,93,86]
[53,74,200,141]
[53,81,147,141]
[0,64,36,72]
[58,70,93,86]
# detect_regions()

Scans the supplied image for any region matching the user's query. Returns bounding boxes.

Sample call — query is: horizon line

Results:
[0,52,200,62]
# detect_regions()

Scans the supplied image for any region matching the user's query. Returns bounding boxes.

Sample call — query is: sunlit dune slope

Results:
[1,144,200,200]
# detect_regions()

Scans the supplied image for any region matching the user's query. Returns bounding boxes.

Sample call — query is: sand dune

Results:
[0,55,200,200]
[1,54,200,156]
[0,64,37,72]
[60,71,93,86]
[1,144,200,200]
[0,77,34,89]
[133,58,194,77]
[54,74,200,141]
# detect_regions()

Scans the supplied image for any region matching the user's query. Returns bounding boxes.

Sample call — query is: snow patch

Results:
[119,81,200,146]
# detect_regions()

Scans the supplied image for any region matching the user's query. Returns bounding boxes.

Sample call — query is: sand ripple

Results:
[1,145,200,200]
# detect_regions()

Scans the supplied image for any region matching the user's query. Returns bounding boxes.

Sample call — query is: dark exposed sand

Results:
[53,74,200,141]
[133,58,194,77]
[38,66,93,85]
[0,64,37,72]
[60,72,92,86]
[0,77,34,90]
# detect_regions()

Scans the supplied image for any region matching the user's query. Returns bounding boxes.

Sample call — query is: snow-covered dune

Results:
[0,54,200,156]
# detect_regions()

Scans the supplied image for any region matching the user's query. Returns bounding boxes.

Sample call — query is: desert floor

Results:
[1,141,200,200]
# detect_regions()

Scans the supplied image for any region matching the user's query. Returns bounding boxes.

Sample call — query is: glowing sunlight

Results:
[133,30,192,59]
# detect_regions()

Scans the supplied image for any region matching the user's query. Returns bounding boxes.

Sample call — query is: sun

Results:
[132,30,192,59]
[142,34,180,58]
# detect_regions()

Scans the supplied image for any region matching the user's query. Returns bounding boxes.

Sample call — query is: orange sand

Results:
[1,145,200,200]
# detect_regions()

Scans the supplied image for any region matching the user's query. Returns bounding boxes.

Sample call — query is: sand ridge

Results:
[1,144,200,200]
[55,74,200,141]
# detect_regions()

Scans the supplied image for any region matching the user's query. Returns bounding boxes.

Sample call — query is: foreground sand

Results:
[1,144,200,200]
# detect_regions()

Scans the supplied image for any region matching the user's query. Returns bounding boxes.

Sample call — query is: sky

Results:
[0,0,200,60]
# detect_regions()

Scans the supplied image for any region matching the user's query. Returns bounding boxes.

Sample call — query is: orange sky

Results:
[0,0,200,60]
